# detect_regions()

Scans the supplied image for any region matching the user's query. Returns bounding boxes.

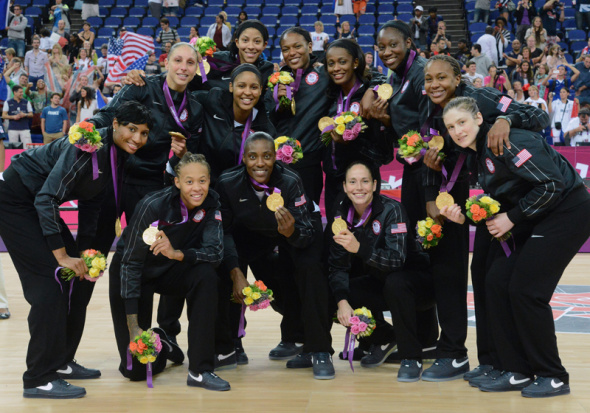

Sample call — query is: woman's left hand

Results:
[150,231,183,260]
[487,118,511,156]
[333,228,360,253]
[275,206,295,238]
[170,133,187,158]
[331,129,345,144]
[485,212,514,238]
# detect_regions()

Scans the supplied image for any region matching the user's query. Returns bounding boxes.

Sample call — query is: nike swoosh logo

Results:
[213,114,224,121]
[239,198,248,202]
[57,365,73,375]
[509,376,531,385]
[551,379,564,388]
[221,76,231,80]
[531,235,544,238]
[217,351,236,361]
[188,372,203,382]
[381,344,391,351]
[37,383,54,391]
[452,359,469,368]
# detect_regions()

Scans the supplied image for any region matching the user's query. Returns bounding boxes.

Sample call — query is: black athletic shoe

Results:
[23,379,86,399]
[286,353,313,369]
[152,327,184,364]
[312,352,335,380]
[479,371,533,392]
[464,364,494,381]
[468,368,504,388]
[521,377,571,398]
[386,344,437,364]
[338,346,368,361]
[360,342,398,368]
[187,371,231,391]
[422,357,470,382]
[397,359,423,382]
[57,360,101,380]
[214,351,237,371]
[236,347,249,365]
[268,341,304,360]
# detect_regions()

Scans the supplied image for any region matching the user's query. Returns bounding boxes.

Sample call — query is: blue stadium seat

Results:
[301,5,317,16]
[116,0,133,7]
[184,7,203,17]
[198,27,209,37]
[321,15,337,25]
[282,6,299,16]
[98,0,114,7]
[204,6,223,16]
[299,15,316,26]
[99,7,110,17]
[377,15,392,25]
[273,38,281,48]
[200,16,216,26]
[557,41,568,51]
[96,36,110,46]
[567,29,586,41]
[276,26,288,37]
[207,0,224,6]
[267,27,276,37]
[340,15,356,25]
[98,27,115,37]
[226,0,243,6]
[283,0,300,5]
[177,27,190,37]
[109,7,127,18]
[24,6,41,18]
[561,19,578,31]
[262,6,280,16]
[224,6,242,18]
[469,22,487,33]
[123,17,141,26]
[244,6,261,18]
[396,3,414,13]
[366,4,376,13]
[319,5,332,15]
[128,8,145,17]
[358,15,375,25]
[134,0,148,6]
[324,25,336,36]
[378,4,395,14]
[137,27,154,36]
[564,8,576,18]
[247,0,262,6]
[167,17,179,27]
[565,54,574,63]
[396,13,412,23]
[357,37,375,48]
[271,49,282,61]
[86,17,104,27]
[14,0,31,7]
[104,17,122,28]
[358,25,375,36]
[534,0,544,8]
[471,34,482,44]
[260,16,277,27]
[571,41,587,54]
[265,0,283,6]
[279,16,298,26]
[465,2,475,11]
[142,16,159,27]
[181,16,199,27]
[300,25,314,33]
[31,0,48,6]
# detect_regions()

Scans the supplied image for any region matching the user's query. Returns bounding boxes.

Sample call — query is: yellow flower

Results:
[69,132,82,143]
[244,296,254,305]
[334,116,345,125]
[335,124,346,135]
[278,74,293,84]
[279,72,294,82]
[252,292,261,300]
[364,308,372,318]
[242,287,252,296]
[426,217,434,225]
[490,204,500,214]
[425,220,433,228]
[275,136,289,145]
[418,228,426,237]
[91,257,101,269]
[148,355,156,363]
[479,196,493,205]
[343,115,354,123]
[98,257,107,270]
[68,125,80,135]
[139,356,149,364]
[88,267,100,278]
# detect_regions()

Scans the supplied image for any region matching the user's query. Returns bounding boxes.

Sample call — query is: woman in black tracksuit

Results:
[322,39,394,222]
[109,153,231,392]
[441,96,590,398]
[215,132,334,379]
[0,101,152,399]
[329,160,435,382]
[422,55,551,380]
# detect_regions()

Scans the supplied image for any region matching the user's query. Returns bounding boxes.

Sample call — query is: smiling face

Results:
[377,27,411,71]
[521,61,530,73]
[244,139,275,185]
[230,70,261,113]
[190,27,197,38]
[236,28,267,64]
[165,44,197,91]
[326,46,358,91]
[112,119,149,154]
[174,162,210,210]
[343,164,377,210]
[424,60,462,108]
[281,32,312,70]
[443,107,483,151]
[51,94,61,106]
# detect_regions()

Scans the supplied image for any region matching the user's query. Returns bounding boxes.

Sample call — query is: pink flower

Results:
[352,123,362,135]
[342,129,355,141]
[358,322,367,332]
[259,300,270,309]
[351,325,361,335]
[281,145,294,156]
[275,150,284,161]
[349,316,360,325]
[250,304,260,311]
[282,154,293,164]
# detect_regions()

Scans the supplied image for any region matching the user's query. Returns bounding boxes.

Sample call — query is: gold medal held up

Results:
[196,59,211,76]
[266,192,284,212]
[377,83,393,100]
[429,135,445,150]
[142,226,160,246]
[331,217,348,235]
[291,98,296,115]
[435,192,455,209]
[115,218,122,238]
[318,116,334,131]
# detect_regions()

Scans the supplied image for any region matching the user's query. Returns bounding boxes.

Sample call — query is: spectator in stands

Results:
[81,0,99,22]
[409,5,428,51]
[432,21,452,51]
[69,74,101,109]
[149,0,162,19]
[206,14,231,51]
[495,0,514,21]
[68,33,83,64]
[39,29,53,52]
[364,51,383,74]
[41,92,68,144]
[515,0,538,43]
[53,19,69,40]
[3,68,31,101]
[50,0,70,30]
[575,0,590,31]
[159,42,172,68]
[540,0,564,46]
[545,44,567,72]
[470,44,493,77]
[525,85,548,111]
[144,52,162,76]
[4,48,16,65]
[525,35,545,67]
[426,7,444,44]
[24,38,49,92]
[73,48,93,72]
[511,60,534,87]
[574,55,590,104]
[524,16,547,50]
[576,38,590,63]
[565,107,590,145]
[549,87,574,143]
[542,64,580,100]
[436,38,451,55]
[79,22,95,48]
[334,0,354,22]
[219,11,232,31]
[189,26,199,46]
[336,21,356,41]
[76,86,97,123]
[96,44,108,76]
[2,85,33,145]
[236,11,248,29]
[534,62,550,97]
[26,79,51,114]
[454,39,472,68]
[473,0,491,23]
[509,80,526,102]
[311,21,330,60]
[485,65,512,92]
[353,0,367,21]
[503,39,522,72]
[473,77,483,87]
[7,5,28,58]
[494,18,510,65]
[157,17,180,45]
[464,60,485,83]
[477,27,499,66]
[50,44,71,89]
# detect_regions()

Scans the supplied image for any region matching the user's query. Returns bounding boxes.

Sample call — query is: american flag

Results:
[513,149,532,168]
[106,32,154,84]
[294,194,306,207]
[391,223,407,234]
[215,211,222,221]
[496,96,512,113]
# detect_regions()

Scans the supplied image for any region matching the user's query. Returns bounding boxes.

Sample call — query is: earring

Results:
[354,66,357,69]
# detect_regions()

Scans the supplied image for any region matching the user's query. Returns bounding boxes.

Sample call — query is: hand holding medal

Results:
[148,230,184,260]
[275,205,295,238]
[169,131,187,158]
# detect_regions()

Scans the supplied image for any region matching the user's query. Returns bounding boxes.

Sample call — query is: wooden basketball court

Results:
[1,252,589,413]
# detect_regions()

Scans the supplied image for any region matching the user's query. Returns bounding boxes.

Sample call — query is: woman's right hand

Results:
[337,299,354,327]
[423,147,443,171]
[58,256,88,278]
[440,204,466,224]
[276,83,288,98]
[426,201,444,226]
[122,70,147,86]
[230,268,249,303]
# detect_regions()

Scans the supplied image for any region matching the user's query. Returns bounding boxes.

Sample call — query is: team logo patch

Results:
[295,194,307,207]
[192,209,205,223]
[350,102,360,114]
[496,96,512,112]
[391,223,407,234]
[513,149,532,168]
[180,109,188,122]
[372,220,381,235]
[401,80,410,94]
[305,72,319,85]
[215,211,222,221]
[486,158,495,173]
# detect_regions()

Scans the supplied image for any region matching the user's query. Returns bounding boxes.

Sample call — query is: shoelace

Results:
[532,377,547,386]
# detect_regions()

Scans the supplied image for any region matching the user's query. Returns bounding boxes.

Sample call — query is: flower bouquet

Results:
[60,249,107,282]
[275,136,303,165]
[416,217,443,249]
[128,329,162,388]
[68,121,102,152]
[268,71,295,112]
[466,194,512,247]
[194,36,216,57]
[320,111,367,146]
[398,130,446,164]
[242,280,274,311]
[342,307,376,371]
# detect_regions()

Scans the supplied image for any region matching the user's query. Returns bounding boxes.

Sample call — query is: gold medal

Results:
[429,135,445,150]
[169,131,186,140]
[318,116,334,131]
[435,192,455,210]
[142,226,160,246]
[266,192,284,212]
[115,217,122,238]
[195,59,211,76]
[377,83,393,100]
[291,98,296,115]
[331,217,348,235]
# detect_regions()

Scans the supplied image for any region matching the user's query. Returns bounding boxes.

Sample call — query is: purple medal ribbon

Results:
[274,69,303,111]
[127,349,132,370]
[162,81,190,138]
[126,350,153,387]
[238,303,246,338]
[342,327,356,372]
[236,113,253,165]
[248,176,281,197]
[53,267,74,313]
[198,60,208,83]
[207,55,240,72]
[91,152,99,180]
[440,153,466,193]
[347,204,372,228]
[372,49,417,99]
[110,145,121,228]
[152,199,189,228]
[332,79,362,170]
